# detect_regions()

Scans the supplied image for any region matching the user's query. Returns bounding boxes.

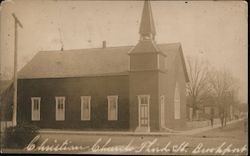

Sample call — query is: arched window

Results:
[174,82,181,119]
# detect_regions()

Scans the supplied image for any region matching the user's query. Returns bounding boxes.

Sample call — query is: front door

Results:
[138,95,150,128]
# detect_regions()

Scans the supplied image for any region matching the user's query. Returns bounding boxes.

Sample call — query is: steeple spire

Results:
[139,0,156,40]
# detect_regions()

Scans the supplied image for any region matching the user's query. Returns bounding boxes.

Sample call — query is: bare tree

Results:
[208,69,239,127]
[186,56,212,120]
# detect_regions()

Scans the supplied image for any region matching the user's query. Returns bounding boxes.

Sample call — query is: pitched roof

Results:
[129,40,160,54]
[18,46,131,79]
[18,43,189,82]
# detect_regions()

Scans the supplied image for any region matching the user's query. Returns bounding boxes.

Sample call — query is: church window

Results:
[81,96,91,120]
[31,97,40,121]
[56,97,65,121]
[108,96,118,120]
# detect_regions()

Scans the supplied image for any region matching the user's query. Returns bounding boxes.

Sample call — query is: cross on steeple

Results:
[139,0,156,41]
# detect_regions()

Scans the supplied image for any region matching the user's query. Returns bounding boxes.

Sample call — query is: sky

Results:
[0,0,248,103]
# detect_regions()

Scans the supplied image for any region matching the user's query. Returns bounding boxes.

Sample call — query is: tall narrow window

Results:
[31,97,40,121]
[174,83,181,119]
[108,96,118,121]
[56,97,65,121]
[81,96,91,120]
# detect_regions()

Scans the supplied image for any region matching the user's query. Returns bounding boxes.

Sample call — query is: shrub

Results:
[2,123,40,149]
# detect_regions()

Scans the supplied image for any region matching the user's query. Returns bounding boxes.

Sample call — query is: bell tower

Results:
[129,0,166,132]
[129,0,166,72]
[139,0,156,41]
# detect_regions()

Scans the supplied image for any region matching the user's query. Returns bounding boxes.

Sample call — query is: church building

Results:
[17,0,189,132]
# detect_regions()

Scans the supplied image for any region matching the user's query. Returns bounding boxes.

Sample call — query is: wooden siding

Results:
[129,71,160,131]
[164,51,187,129]
[17,76,129,130]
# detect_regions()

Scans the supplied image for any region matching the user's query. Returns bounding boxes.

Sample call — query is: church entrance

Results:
[139,103,149,127]
[136,95,150,132]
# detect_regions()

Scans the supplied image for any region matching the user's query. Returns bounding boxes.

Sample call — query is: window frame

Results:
[107,95,118,121]
[81,96,91,121]
[31,97,41,121]
[55,96,65,121]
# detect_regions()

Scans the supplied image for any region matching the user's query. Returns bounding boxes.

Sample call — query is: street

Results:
[2,120,248,155]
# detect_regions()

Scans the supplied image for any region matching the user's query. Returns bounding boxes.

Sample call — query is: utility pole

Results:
[12,13,23,127]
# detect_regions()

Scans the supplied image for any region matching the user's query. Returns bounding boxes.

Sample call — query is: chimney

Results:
[102,40,106,48]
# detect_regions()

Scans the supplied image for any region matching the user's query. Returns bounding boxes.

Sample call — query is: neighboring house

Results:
[188,95,239,121]
[0,80,13,131]
[238,103,248,119]
[16,0,189,132]
[203,106,219,119]
[0,80,13,121]
[186,96,212,121]
[186,96,220,121]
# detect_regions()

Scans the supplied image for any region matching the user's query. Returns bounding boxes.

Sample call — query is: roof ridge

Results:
[157,42,181,46]
[39,45,134,53]
[38,43,181,53]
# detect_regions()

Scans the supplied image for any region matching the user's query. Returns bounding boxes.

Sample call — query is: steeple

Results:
[139,0,156,40]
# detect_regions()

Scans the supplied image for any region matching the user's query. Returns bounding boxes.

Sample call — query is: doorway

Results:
[138,95,150,128]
